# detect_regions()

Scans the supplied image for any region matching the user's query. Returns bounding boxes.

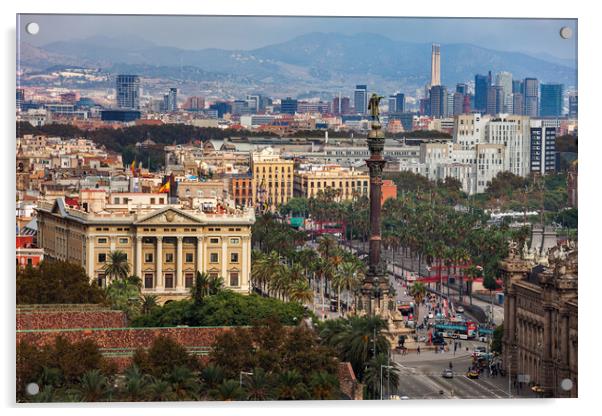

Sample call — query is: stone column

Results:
[110,236,116,252]
[156,237,163,290]
[176,236,183,290]
[221,238,228,284]
[196,236,204,274]
[560,310,569,367]
[87,236,95,281]
[135,236,143,278]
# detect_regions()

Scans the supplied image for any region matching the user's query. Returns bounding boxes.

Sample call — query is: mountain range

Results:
[19,32,577,96]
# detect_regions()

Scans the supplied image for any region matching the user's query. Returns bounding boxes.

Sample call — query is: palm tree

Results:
[103,250,131,283]
[363,354,400,400]
[208,274,224,295]
[334,261,364,316]
[121,365,152,401]
[200,364,225,390]
[209,379,246,401]
[408,282,426,323]
[275,370,309,400]
[309,371,339,400]
[167,365,199,400]
[321,316,391,382]
[72,369,112,402]
[288,280,314,305]
[147,379,176,401]
[245,368,273,401]
[190,271,211,305]
[140,294,159,315]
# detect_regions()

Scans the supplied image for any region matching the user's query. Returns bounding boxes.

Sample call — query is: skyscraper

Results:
[486,86,503,115]
[429,85,447,117]
[431,44,441,87]
[530,120,557,175]
[495,71,513,113]
[456,83,468,95]
[569,93,578,118]
[524,78,540,117]
[540,83,564,117]
[452,92,464,116]
[395,93,405,113]
[474,74,489,112]
[512,80,524,94]
[281,97,298,115]
[163,88,177,112]
[512,93,524,115]
[116,74,140,110]
[388,96,396,113]
[354,85,368,115]
[341,97,351,115]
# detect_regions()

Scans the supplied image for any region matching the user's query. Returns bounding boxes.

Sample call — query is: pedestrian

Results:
[449,362,453,370]
[417,346,421,355]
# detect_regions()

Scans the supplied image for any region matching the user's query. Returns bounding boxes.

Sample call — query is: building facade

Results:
[116,75,141,110]
[293,164,369,201]
[354,85,368,115]
[36,197,254,303]
[540,83,564,117]
[250,148,294,210]
[500,241,578,398]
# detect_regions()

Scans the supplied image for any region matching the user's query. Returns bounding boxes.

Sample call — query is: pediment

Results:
[135,207,202,225]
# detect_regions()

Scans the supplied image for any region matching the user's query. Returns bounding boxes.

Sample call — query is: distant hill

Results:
[21,32,577,94]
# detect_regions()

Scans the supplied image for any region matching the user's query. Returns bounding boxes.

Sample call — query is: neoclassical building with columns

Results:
[36,196,255,303]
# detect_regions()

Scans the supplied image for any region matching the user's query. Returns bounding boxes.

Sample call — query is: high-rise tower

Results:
[431,44,441,87]
[116,74,141,110]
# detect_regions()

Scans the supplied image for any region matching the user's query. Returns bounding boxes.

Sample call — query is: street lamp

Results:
[239,371,253,388]
[380,365,393,400]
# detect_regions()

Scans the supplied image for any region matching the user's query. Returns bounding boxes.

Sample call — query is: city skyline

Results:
[19,15,577,62]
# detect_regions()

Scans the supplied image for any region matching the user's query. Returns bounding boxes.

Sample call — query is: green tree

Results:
[491,324,504,354]
[140,294,159,315]
[408,282,426,322]
[71,370,112,402]
[309,371,339,400]
[132,336,198,379]
[363,354,399,400]
[275,370,310,400]
[16,260,106,304]
[103,250,131,282]
[209,379,246,401]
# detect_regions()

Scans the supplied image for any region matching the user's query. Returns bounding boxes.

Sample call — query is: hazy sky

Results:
[18,15,577,61]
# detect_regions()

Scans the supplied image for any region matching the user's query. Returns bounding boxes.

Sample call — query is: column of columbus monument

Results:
[360,93,392,317]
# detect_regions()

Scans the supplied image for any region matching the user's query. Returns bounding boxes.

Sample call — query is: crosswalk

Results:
[396,371,510,400]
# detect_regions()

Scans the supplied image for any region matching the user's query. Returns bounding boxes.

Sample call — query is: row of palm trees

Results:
[28,364,341,402]
[251,234,367,316]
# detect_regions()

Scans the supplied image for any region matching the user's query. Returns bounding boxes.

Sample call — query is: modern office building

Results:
[540,83,564,117]
[486,85,504,115]
[162,88,178,112]
[568,93,578,118]
[513,93,524,115]
[456,83,468,95]
[183,96,205,111]
[524,78,540,117]
[100,109,141,122]
[280,97,298,115]
[388,96,397,113]
[395,93,405,114]
[209,102,232,118]
[530,119,557,175]
[354,85,368,115]
[512,79,524,94]
[475,74,489,112]
[486,115,531,177]
[431,44,441,87]
[495,71,513,113]
[452,92,464,116]
[36,196,255,302]
[116,74,141,110]
[429,85,448,117]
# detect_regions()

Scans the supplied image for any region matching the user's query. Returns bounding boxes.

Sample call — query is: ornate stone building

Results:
[36,196,255,303]
[499,240,578,397]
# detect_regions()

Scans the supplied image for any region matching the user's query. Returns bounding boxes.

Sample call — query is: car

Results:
[400,396,410,400]
[466,370,480,379]
[442,369,454,379]
[456,306,465,313]
[473,346,487,357]
[428,313,434,319]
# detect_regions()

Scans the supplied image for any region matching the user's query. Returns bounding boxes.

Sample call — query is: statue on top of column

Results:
[368,93,384,123]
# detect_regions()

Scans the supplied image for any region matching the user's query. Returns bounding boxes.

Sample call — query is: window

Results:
[114,198,120,204]
[97,237,107,244]
[119,238,128,244]
[98,253,106,263]
[164,273,174,289]
[230,238,240,244]
[150,198,155,204]
[185,273,194,288]
[144,273,153,289]
[209,272,219,279]
[165,253,174,263]
[97,274,106,288]
[145,253,153,263]
[210,238,219,244]
[27,258,32,266]
[185,253,193,263]
[230,253,239,263]
[210,253,219,263]
[159,198,164,204]
[229,272,239,287]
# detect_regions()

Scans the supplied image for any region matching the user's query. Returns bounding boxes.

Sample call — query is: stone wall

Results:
[17,309,127,330]
[338,362,363,400]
